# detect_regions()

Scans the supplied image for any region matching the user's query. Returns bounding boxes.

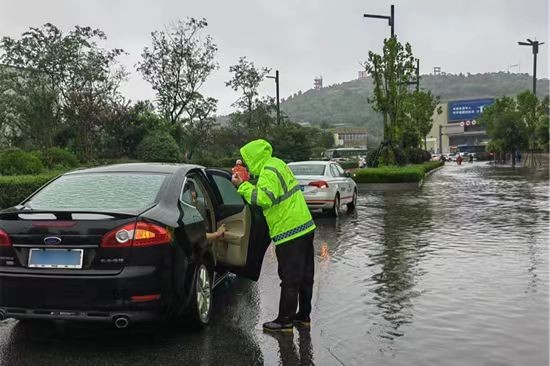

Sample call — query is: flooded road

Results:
[0,163,548,365]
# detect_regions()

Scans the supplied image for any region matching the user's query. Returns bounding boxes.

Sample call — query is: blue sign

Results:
[448,98,494,122]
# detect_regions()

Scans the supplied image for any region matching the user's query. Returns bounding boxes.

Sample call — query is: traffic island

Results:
[353,161,444,192]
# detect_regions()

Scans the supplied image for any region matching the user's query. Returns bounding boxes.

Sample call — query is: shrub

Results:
[136,132,182,163]
[190,156,218,167]
[41,147,79,169]
[0,149,44,176]
[405,147,431,164]
[339,160,359,170]
[366,147,381,167]
[352,161,443,184]
[378,145,396,166]
[219,157,240,168]
[0,172,59,208]
[353,165,424,183]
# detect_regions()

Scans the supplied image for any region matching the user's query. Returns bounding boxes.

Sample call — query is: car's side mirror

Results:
[344,172,351,178]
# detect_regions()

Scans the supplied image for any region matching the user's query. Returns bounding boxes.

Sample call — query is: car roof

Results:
[288,161,332,166]
[64,163,201,175]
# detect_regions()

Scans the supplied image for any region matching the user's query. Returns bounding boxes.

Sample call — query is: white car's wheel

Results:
[324,194,340,217]
[347,189,357,211]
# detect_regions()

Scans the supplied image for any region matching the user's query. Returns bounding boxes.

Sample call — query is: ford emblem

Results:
[43,236,62,245]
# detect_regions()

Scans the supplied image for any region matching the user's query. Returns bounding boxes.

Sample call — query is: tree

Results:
[226,57,271,127]
[479,96,528,167]
[535,96,549,152]
[269,122,312,162]
[364,36,416,143]
[137,18,218,160]
[0,23,127,160]
[404,90,442,149]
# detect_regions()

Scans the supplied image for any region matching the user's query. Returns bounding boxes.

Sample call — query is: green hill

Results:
[281,72,549,144]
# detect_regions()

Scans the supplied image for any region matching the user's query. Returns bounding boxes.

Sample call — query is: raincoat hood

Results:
[240,139,273,175]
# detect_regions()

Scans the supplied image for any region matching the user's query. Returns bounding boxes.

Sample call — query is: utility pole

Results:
[518,39,544,95]
[415,58,420,91]
[266,70,281,125]
[364,4,395,37]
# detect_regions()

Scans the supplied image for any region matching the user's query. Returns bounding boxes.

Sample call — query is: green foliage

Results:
[0,23,127,161]
[269,123,312,162]
[0,149,44,175]
[280,73,549,148]
[405,147,431,164]
[479,95,529,165]
[404,90,442,148]
[0,172,59,209]
[365,36,416,142]
[226,57,271,118]
[136,132,182,163]
[352,161,443,183]
[339,161,359,170]
[137,18,218,160]
[40,147,79,169]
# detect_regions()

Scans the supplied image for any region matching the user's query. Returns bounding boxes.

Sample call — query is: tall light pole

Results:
[518,39,544,95]
[266,70,280,125]
[364,4,395,37]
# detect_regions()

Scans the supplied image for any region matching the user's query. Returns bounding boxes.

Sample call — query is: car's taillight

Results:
[0,229,12,247]
[309,180,329,189]
[101,221,172,248]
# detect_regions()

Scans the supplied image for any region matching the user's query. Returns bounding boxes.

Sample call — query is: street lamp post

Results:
[518,39,544,95]
[364,4,395,37]
[266,70,281,125]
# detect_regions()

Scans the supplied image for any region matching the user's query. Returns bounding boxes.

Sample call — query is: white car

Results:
[288,161,358,217]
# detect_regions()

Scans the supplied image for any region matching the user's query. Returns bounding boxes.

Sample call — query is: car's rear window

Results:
[289,164,326,176]
[27,173,169,212]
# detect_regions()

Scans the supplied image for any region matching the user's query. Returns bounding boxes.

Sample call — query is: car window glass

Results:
[180,177,212,231]
[335,164,345,177]
[288,164,326,176]
[212,175,244,205]
[330,165,339,177]
[27,173,168,212]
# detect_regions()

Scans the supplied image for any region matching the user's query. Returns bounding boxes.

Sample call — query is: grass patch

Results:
[353,161,443,184]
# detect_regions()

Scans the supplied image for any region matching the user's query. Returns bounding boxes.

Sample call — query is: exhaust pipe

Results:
[113,316,129,329]
[0,310,6,321]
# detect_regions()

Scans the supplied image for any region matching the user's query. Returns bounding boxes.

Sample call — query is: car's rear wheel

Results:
[347,189,357,211]
[183,259,213,329]
[325,194,340,217]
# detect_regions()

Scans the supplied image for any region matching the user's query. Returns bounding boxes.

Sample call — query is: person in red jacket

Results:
[232,159,250,181]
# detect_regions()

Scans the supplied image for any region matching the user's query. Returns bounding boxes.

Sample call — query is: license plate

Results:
[28,249,83,269]
[300,185,305,191]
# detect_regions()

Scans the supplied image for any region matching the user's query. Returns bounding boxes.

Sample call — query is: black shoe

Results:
[293,313,311,327]
[263,319,294,333]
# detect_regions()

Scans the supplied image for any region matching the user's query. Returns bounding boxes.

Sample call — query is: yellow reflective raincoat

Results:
[237,139,316,245]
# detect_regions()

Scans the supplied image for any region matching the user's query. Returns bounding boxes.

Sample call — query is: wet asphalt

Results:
[0,162,548,366]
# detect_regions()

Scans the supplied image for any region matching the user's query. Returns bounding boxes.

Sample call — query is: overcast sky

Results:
[1,0,548,114]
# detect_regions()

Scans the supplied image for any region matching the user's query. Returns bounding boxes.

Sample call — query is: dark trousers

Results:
[274,231,315,320]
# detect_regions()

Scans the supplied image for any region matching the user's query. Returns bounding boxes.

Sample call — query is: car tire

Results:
[347,189,357,211]
[183,258,213,329]
[325,194,340,217]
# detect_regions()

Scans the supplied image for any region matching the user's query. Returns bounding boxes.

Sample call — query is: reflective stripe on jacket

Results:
[237,139,316,245]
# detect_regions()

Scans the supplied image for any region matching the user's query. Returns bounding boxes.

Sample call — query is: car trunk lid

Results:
[0,210,138,274]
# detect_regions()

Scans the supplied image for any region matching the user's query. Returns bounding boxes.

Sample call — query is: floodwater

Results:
[0,162,548,365]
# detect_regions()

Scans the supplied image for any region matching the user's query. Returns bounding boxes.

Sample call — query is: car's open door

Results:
[205,169,271,281]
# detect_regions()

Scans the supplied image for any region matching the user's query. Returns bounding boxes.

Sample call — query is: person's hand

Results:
[231,173,243,188]
[216,224,226,239]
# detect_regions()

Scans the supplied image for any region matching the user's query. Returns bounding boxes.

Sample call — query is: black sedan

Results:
[0,163,271,329]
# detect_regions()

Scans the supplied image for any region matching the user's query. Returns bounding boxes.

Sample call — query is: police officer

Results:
[232,139,316,333]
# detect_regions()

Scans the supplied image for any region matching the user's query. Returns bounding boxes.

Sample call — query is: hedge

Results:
[0,149,44,175]
[0,172,60,209]
[352,161,443,184]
